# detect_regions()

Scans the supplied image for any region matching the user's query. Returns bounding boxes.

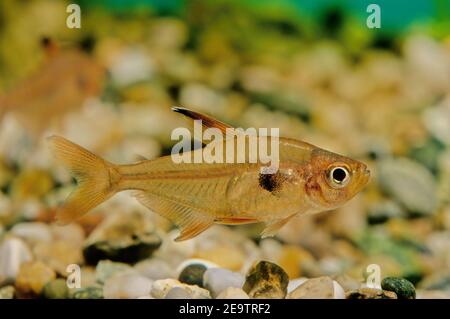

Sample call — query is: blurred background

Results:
[0,0,449,299]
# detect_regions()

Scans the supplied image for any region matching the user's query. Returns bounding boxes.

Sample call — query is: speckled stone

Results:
[381,277,416,299]
[71,286,103,299]
[346,287,397,299]
[242,261,289,299]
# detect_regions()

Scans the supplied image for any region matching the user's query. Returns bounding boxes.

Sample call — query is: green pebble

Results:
[71,287,104,299]
[42,279,69,299]
[381,277,416,299]
[178,264,207,287]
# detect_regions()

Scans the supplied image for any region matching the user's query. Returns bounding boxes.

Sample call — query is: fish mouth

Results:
[360,167,371,186]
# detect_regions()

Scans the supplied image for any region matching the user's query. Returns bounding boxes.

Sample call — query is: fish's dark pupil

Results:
[332,168,347,183]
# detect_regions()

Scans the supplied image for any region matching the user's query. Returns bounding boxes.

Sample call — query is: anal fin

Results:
[133,191,214,241]
[261,214,296,238]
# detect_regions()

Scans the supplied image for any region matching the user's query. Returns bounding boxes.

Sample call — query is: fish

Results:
[0,38,105,137]
[47,107,370,241]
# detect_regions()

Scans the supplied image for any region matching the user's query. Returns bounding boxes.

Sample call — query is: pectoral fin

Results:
[133,191,214,241]
[261,214,296,238]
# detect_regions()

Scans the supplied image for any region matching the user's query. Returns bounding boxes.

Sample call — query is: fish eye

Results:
[328,166,350,188]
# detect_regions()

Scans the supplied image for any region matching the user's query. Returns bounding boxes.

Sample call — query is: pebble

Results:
[419,272,450,291]
[277,245,314,278]
[178,263,207,287]
[367,200,405,224]
[42,279,69,299]
[332,274,361,292]
[287,278,308,293]
[242,261,289,299]
[83,211,162,264]
[165,287,193,299]
[216,287,250,299]
[71,286,103,299]
[0,285,15,299]
[135,258,175,280]
[151,279,211,299]
[203,268,245,298]
[10,169,53,200]
[10,222,52,243]
[346,288,397,299]
[416,289,450,299]
[51,224,85,245]
[15,261,56,295]
[378,158,437,215]
[95,260,136,284]
[103,274,153,299]
[0,238,33,284]
[195,245,246,271]
[381,277,416,299]
[33,241,83,275]
[287,277,345,299]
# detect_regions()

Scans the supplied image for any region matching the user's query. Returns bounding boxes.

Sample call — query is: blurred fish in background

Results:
[0,37,105,138]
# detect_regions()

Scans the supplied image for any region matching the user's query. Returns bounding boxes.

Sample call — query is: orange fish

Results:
[0,39,105,137]
[48,107,370,241]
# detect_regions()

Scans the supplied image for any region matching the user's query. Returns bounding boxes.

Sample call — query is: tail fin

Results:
[47,135,118,225]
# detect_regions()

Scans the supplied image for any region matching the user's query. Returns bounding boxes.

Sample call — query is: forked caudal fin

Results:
[47,135,119,224]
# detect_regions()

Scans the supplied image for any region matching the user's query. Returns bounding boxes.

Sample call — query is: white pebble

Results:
[103,274,153,299]
[287,278,308,293]
[165,287,193,299]
[333,280,346,299]
[10,222,52,243]
[216,287,249,299]
[203,268,244,298]
[135,258,175,280]
[151,279,210,299]
[0,238,32,284]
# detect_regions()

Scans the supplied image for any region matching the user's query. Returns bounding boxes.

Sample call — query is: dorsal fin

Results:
[172,106,233,135]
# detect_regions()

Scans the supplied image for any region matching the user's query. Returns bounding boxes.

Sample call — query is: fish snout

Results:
[359,165,371,186]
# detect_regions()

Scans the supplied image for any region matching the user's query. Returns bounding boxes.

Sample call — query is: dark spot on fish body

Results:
[258,172,282,193]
